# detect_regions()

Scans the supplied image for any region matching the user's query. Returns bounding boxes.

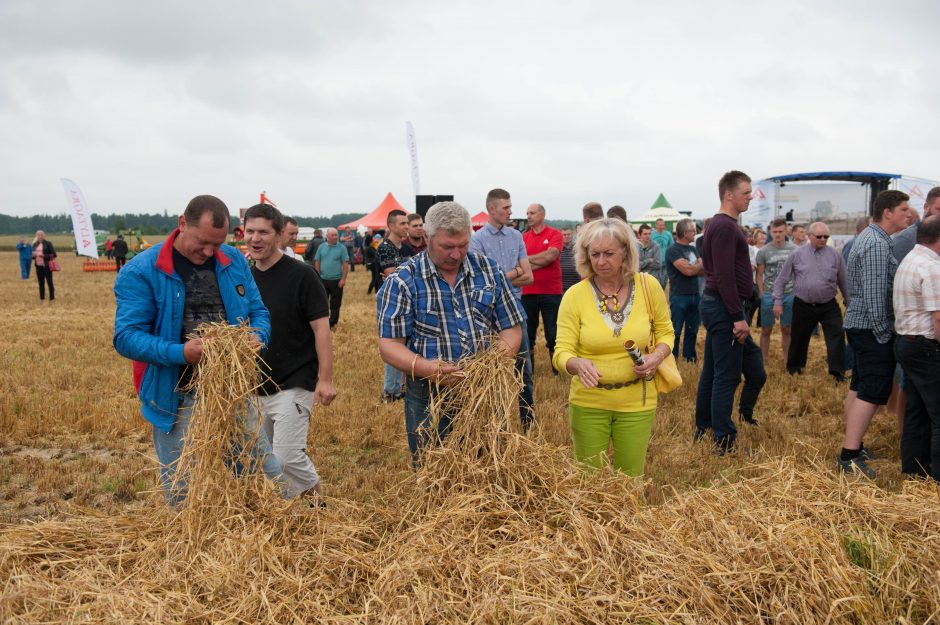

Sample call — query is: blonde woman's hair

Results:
[574,218,639,282]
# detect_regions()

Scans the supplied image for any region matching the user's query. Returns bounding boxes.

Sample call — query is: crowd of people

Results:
[108,172,940,507]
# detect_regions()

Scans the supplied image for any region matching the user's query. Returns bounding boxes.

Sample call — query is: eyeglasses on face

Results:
[811,234,830,239]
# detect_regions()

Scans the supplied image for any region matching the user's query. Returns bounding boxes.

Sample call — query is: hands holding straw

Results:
[410,352,465,386]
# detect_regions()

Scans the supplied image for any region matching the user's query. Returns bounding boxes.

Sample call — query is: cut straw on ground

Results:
[3,324,940,623]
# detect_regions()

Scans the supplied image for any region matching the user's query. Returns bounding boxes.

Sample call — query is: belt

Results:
[795,297,835,307]
[598,378,644,390]
[901,335,940,346]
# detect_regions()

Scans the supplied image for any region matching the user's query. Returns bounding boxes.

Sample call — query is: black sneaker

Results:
[693,427,709,443]
[837,456,876,479]
[381,392,396,404]
[859,446,880,462]
[741,415,759,426]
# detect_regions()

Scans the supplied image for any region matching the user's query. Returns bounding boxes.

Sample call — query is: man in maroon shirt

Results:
[522,203,564,374]
[695,170,767,453]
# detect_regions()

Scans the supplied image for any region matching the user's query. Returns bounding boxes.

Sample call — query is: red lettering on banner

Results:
[69,190,96,250]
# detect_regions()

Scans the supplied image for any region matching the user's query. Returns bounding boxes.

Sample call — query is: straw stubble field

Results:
[1,251,938,623]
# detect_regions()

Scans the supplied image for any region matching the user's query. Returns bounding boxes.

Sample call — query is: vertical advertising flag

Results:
[743,179,775,227]
[60,178,99,258]
[405,121,421,198]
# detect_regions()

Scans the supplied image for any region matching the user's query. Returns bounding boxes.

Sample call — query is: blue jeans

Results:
[694,293,767,443]
[403,376,453,467]
[518,319,535,431]
[383,362,404,395]
[670,293,700,362]
[152,394,284,504]
[20,257,31,279]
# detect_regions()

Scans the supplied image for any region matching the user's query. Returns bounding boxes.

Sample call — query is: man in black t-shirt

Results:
[245,203,335,501]
[665,218,704,363]
[376,209,411,282]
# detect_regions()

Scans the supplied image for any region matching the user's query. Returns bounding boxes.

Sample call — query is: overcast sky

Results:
[1,0,937,221]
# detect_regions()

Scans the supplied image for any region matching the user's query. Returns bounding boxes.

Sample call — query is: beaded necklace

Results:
[590,279,634,336]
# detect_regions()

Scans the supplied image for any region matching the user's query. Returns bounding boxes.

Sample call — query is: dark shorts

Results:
[846,328,896,405]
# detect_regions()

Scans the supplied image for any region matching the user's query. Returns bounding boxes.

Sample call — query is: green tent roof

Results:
[650,193,673,209]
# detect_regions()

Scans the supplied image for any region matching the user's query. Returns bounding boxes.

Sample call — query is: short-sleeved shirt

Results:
[559,245,580,292]
[469,223,528,301]
[377,251,524,361]
[522,225,563,295]
[376,238,409,276]
[893,244,940,339]
[252,255,329,393]
[755,242,795,295]
[651,230,673,263]
[314,242,349,280]
[665,243,700,296]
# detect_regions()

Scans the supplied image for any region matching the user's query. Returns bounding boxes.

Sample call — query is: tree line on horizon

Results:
[0,212,370,235]
[2,211,588,237]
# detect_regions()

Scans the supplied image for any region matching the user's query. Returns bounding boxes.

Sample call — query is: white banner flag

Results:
[60,178,99,258]
[405,121,420,197]
[743,179,775,228]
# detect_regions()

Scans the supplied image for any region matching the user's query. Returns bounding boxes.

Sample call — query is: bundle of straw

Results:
[173,322,290,547]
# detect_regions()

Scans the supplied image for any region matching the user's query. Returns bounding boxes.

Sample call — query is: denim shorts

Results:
[847,329,896,405]
[759,293,793,327]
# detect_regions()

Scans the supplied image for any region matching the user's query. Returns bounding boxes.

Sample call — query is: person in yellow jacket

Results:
[553,218,675,475]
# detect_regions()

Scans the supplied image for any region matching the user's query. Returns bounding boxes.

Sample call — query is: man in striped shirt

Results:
[377,201,523,464]
[838,190,912,478]
[893,215,940,481]
[559,227,580,292]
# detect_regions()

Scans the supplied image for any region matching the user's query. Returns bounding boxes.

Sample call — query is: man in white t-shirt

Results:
[280,216,299,259]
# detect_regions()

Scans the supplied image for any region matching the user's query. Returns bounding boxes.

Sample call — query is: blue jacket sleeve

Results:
[113,262,187,366]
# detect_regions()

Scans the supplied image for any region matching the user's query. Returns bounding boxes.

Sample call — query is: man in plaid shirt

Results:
[839,190,912,478]
[893,215,940,481]
[377,201,523,464]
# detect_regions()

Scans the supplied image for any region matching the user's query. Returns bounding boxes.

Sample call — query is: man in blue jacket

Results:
[113,195,281,502]
[16,237,32,279]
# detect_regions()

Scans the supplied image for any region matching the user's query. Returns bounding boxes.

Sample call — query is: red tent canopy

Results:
[470,210,489,228]
[338,192,407,230]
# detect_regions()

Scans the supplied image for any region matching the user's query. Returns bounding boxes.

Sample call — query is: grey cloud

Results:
[0,0,376,62]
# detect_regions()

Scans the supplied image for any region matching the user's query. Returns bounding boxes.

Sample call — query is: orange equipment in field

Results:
[82,260,118,272]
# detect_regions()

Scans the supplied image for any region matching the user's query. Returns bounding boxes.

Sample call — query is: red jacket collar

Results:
[156,227,232,275]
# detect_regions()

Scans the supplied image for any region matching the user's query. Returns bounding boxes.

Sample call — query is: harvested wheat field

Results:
[2,251,939,624]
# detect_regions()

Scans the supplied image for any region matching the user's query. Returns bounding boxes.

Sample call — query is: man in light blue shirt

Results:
[650,218,674,287]
[469,188,536,430]
[314,227,350,329]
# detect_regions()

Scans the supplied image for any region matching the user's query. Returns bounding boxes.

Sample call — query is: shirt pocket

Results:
[414,309,441,356]
[469,286,495,322]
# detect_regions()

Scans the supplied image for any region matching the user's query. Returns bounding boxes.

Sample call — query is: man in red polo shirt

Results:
[522,203,564,374]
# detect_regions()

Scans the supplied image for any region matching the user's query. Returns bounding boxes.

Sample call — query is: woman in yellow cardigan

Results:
[552,218,675,475]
